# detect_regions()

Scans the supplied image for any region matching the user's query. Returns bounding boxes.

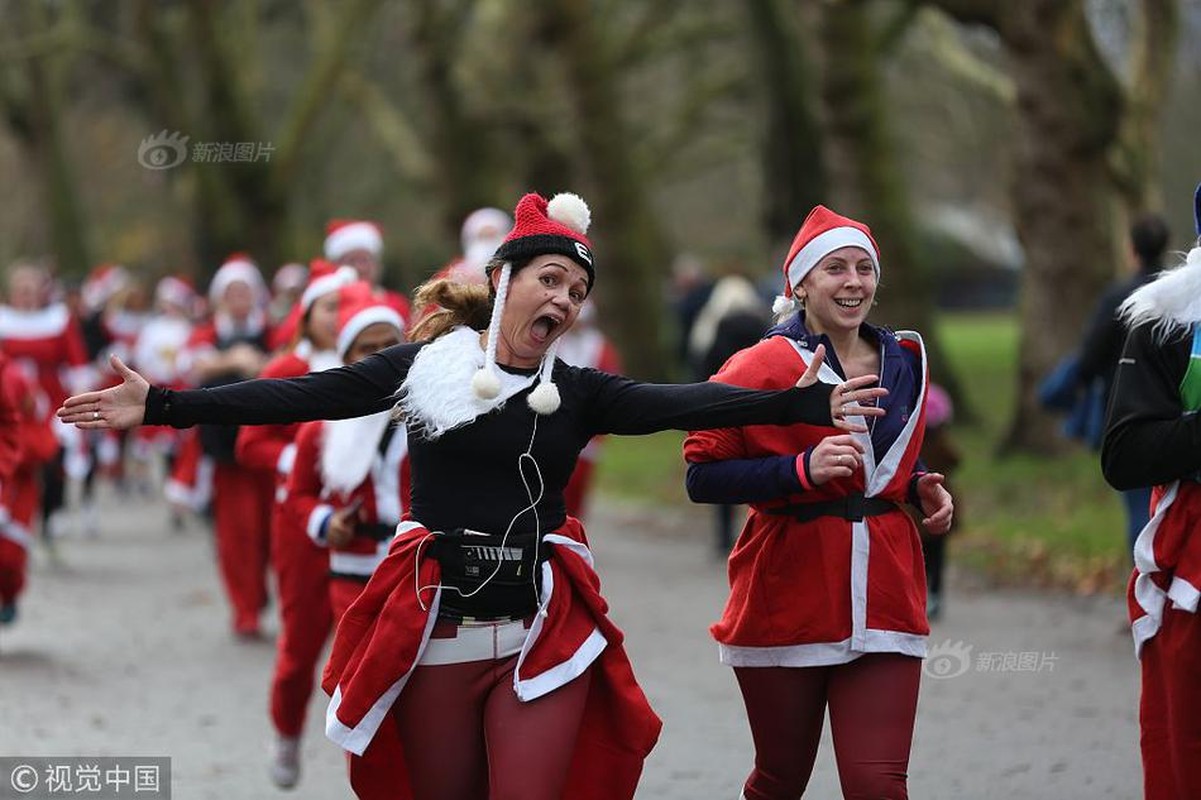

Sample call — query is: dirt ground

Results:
[0,487,1140,799]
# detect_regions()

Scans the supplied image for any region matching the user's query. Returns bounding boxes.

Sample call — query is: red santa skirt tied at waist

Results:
[321,516,662,800]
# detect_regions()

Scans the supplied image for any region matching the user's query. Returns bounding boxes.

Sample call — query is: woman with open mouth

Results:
[58,191,885,800]
[684,204,954,800]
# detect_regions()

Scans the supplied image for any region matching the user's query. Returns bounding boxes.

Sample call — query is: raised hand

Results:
[57,355,149,431]
[796,345,889,433]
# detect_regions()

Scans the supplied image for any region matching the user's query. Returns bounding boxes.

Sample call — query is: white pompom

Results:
[527,381,561,415]
[772,294,796,317]
[1188,247,1201,269]
[547,193,591,234]
[471,368,501,400]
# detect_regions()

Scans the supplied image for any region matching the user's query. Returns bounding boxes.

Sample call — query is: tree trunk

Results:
[410,0,507,240]
[816,0,966,406]
[996,1,1123,453]
[1111,0,1180,217]
[539,0,674,380]
[745,0,827,245]
[2,1,93,275]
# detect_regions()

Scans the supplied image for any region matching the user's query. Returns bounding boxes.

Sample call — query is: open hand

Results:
[56,355,149,431]
[795,344,889,433]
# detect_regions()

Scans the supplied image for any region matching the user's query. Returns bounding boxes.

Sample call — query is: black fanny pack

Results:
[428,529,549,620]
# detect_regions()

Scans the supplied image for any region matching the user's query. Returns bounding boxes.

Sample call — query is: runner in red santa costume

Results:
[412,207,513,329]
[233,260,356,788]
[684,205,954,800]
[1,262,92,548]
[0,350,59,624]
[283,285,408,797]
[1102,182,1201,800]
[556,299,622,519]
[270,220,412,349]
[59,191,888,800]
[131,276,199,479]
[182,255,274,638]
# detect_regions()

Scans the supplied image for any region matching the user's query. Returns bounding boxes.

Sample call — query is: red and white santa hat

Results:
[773,205,881,317]
[154,275,197,312]
[324,219,384,262]
[299,260,358,314]
[209,253,266,305]
[335,281,405,360]
[272,262,309,296]
[82,263,131,312]
[461,207,513,261]
[473,192,594,415]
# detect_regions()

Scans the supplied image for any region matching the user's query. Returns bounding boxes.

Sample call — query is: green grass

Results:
[597,312,1130,593]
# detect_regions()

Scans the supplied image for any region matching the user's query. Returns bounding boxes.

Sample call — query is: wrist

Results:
[796,447,816,490]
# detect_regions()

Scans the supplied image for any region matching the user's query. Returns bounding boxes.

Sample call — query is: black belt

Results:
[355,522,397,542]
[764,493,898,523]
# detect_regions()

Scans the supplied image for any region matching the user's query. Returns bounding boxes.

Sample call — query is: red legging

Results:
[735,654,921,800]
[390,656,592,800]
[1140,605,1201,800]
[268,514,333,738]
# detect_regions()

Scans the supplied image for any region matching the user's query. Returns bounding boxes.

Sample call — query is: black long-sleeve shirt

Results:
[146,341,833,535]
[1101,323,1201,490]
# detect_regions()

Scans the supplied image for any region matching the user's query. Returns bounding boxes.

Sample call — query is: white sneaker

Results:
[269,735,301,789]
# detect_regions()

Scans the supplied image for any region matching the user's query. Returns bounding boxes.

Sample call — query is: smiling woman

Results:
[684,204,954,800]
[56,192,889,800]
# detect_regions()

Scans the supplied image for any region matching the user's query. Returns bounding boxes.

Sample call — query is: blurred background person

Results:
[180,255,274,639]
[0,261,92,555]
[557,298,622,520]
[280,284,408,796]
[687,273,771,553]
[234,261,355,788]
[1077,213,1171,556]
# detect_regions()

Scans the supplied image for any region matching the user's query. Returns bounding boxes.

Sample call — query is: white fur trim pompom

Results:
[472,368,501,399]
[547,193,591,235]
[772,294,796,317]
[527,381,561,415]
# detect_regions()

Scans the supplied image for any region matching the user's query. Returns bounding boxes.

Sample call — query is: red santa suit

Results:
[278,286,408,797]
[685,332,929,665]
[556,304,622,519]
[186,257,274,636]
[287,409,410,800]
[321,518,662,800]
[0,301,92,527]
[237,263,355,742]
[0,354,59,612]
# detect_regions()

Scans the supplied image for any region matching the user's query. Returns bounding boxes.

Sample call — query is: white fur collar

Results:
[394,326,538,439]
[1120,247,1201,338]
[321,411,392,495]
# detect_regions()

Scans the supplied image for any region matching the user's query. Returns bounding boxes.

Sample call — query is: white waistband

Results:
[419,619,529,666]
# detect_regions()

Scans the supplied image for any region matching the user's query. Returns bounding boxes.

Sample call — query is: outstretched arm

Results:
[59,344,419,431]
[582,345,886,436]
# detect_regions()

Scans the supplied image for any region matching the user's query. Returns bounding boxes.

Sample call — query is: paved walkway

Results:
[0,490,1140,798]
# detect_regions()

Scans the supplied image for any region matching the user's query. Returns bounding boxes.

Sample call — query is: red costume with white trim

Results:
[236,344,341,739]
[286,412,411,799]
[321,518,662,800]
[684,332,930,665]
[0,354,58,608]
